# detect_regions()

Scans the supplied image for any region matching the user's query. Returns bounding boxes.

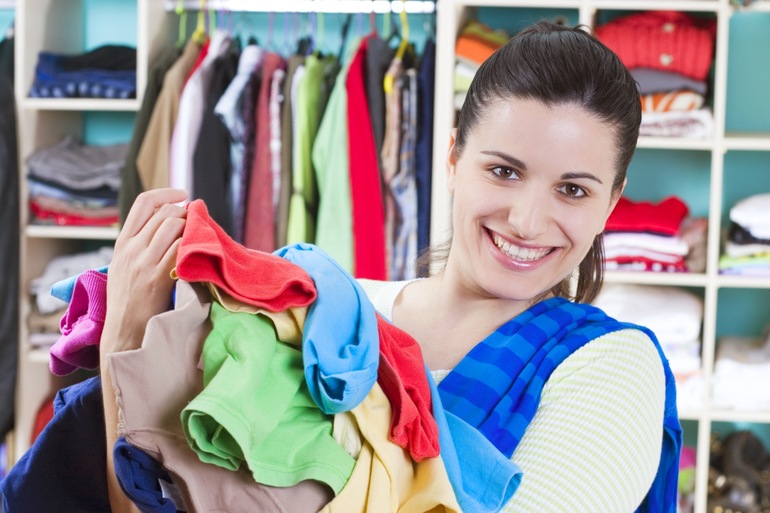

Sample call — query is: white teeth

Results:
[493,234,550,262]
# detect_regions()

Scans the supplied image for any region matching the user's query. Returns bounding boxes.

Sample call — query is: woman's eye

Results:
[560,183,587,198]
[492,166,516,179]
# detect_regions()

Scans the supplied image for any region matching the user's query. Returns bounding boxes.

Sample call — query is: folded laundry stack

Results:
[29,44,136,99]
[719,193,770,276]
[453,21,508,110]
[604,195,694,272]
[712,331,770,411]
[26,136,126,227]
[593,283,704,411]
[596,11,717,138]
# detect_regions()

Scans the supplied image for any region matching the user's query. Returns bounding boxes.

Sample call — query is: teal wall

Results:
[0,11,12,33]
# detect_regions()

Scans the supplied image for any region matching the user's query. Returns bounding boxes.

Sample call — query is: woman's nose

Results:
[507,190,550,240]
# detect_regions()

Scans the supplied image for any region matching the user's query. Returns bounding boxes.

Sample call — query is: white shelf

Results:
[26,224,120,240]
[604,271,709,287]
[710,410,770,424]
[0,0,14,9]
[724,132,770,151]
[716,275,770,289]
[636,136,715,151]
[21,97,140,112]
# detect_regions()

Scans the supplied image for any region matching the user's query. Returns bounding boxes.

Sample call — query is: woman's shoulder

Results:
[357,278,416,321]
[551,326,665,390]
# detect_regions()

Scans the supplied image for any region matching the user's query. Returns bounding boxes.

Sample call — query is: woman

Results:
[100,21,678,512]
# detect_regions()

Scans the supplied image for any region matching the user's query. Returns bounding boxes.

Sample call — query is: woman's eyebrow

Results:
[561,171,603,184]
[480,150,527,170]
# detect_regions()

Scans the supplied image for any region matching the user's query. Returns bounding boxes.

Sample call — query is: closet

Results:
[5,0,770,512]
[9,0,436,462]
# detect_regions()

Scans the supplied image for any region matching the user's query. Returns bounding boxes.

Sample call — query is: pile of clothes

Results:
[596,11,717,138]
[26,136,125,227]
[719,193,770,276]
[28,44,136,99]
[604,195,706,273]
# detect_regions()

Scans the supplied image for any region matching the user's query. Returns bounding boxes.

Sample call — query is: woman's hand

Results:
[101,188,188,513]
[102,188,188,355]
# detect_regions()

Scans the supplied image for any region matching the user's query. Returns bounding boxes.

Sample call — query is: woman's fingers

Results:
[119,188,188,240]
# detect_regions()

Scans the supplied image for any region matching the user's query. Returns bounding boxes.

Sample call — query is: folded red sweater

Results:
[176,200,317,312]
[606,196,689,236]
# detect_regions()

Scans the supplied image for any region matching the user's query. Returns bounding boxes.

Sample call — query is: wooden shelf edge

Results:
[25,224,120,240]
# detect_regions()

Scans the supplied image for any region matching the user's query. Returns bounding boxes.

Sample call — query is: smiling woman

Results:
[80,19,678,513]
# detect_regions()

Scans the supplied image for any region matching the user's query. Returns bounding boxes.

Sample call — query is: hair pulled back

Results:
[454,20,641,303]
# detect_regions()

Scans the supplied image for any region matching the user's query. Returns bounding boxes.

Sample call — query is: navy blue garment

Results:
[415,38,435,263]
[0,32,19,442]
[113,438,179,513]
[0,376,110,513]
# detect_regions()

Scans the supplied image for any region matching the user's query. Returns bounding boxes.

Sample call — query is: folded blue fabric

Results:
[114,438,179,513]
[274,243,379,414]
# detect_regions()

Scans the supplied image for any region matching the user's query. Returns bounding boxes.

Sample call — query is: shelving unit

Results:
[6,0,770,511]
[429,2,768,512]
[11,0,170,462]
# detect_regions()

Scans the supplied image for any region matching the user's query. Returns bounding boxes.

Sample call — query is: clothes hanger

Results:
[384,0,409,94]
[175,0,187,47]
[191,0,208,45]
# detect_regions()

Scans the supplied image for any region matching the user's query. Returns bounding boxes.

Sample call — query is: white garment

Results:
[29,246,114,314]
[730,193,770,240]
[639,108,713,138]
[603,232,689,256]
[592,283,703,346]
[712,335,770,410]
[168,30,232,196]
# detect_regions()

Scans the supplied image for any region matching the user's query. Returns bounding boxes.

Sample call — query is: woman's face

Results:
[445,98,624,304]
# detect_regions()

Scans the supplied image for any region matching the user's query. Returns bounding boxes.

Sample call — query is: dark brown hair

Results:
[448,20,641,303]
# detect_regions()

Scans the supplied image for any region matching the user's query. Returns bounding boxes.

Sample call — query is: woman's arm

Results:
[100,188,188,513]
[502,328,666,512]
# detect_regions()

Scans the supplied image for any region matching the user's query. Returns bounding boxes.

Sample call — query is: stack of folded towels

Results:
[712,330,770,411]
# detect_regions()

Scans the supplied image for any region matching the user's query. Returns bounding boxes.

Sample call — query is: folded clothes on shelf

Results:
[28,44,137,99]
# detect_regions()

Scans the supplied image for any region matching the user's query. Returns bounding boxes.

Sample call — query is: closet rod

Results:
[164,0,435,14]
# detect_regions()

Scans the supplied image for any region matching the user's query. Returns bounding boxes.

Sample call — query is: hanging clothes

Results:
[136,39,202,191]
[243,52,285,251]
[347,36,387,280]
[118,44,182,223]
[0,28,18,440]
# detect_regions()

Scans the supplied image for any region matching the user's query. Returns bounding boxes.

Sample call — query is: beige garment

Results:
[322,383,461,513]
[205,282,307,346]
[108,280,333,513]
[380,58,405,280]
[136,39,200,191]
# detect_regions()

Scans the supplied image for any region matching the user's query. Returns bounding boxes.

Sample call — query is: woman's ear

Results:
[446,128,459,194]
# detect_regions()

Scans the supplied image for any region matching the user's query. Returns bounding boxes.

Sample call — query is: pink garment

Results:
[50,270,108,376]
